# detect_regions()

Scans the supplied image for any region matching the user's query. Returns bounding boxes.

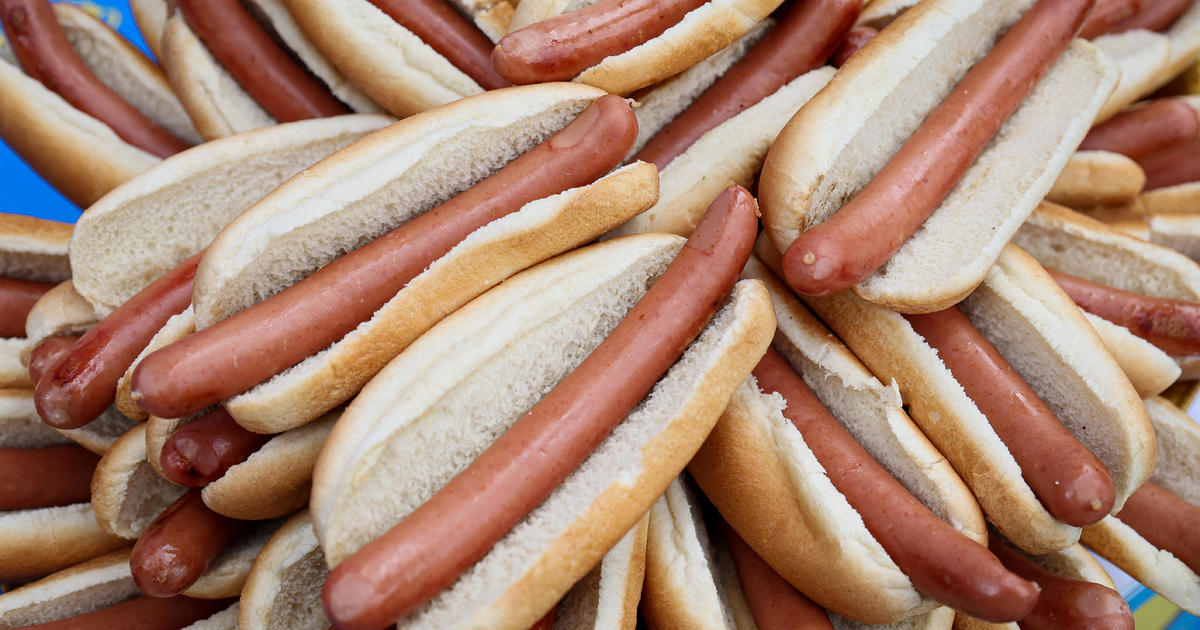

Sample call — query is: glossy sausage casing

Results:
[320,184,759,630]
[831,25,878,68]
[1080,0,1140,38]
[368,0,510,90]
[130,489,246,598]
[1078,98,1200,160]
[1117,481,1200,575]
[27,335,78,385]
[0,445,99,510]
[160,407,274,487]
[0,276,54,338]
[1137,138,1200,191]
[722,519,834,630]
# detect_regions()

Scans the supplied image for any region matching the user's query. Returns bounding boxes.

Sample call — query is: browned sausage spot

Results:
[160,407,274,487]
[1078,98,1200,160]
[0,276,54,338]
[27,335,79,385]
[368,0,511,90]
[21,595,236,630]
[130,490,246,598]
[0,445,98,510]
[1117,481,1200,575]
[722,519,834,630]
[1137,138,1200,191]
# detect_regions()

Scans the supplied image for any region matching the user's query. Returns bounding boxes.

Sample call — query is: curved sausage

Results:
[1136,138,1200,191]
[1047,268,1200,356]
[1116,481,1200,575]
[36,252,200,429]
[1110,0,1191,33]
[1078,98,1200,160]
[159,407,274,487]
[633,0,862,170]
[22,595,236,630]
[367,0,510,90]
[320,185,759,630]
[781,0,1093,296]
[830,25,878,68]
[0,445,99,510]
[988,535,1133,630]
[0,0,190,158]
[130,489,246,598]
[27,335,79,385]
[721,519,834,630]
[751,347,1039,622]
[132,95,639,420]
[1080,0,1140,38]
[0,276,54,338]
[492,0,708,84]
[175,0,350,122]
[905,307,1116,527]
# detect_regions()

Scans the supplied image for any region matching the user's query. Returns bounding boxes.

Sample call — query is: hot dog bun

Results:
[0,213,71,387]
[1095,2,1200,120]
[758,0,1118,312]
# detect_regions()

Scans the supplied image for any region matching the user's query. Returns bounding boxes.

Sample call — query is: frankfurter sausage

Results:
[130,489,246,598]
[1109,0,1192,33]
[0,444,98,510]
[0,0,190,158]
[492,0,708,84]
[722,519,834,630]
[632,0,861,170]
[988,536,1133,630]
[831,25,878,68]
[780,0,1092,296]
[27,335,78,385]
[160,407,274,487]
[905,306,1116,527]
[22,595,236,630]
[1079,0,1140,39]
[751,347,1039,622]
[175,0,350,122]
[132,95,639,420]
[320,184,758,630]
[37,251,201,429]
[1137,138,1200,191]
[1047,268,1200,356]
[1116,481,1200,575]
[1078,98,1200,160]
[0,276,54,338]
[367,0,510,90]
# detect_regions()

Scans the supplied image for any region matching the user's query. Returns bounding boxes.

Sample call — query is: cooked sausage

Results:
[159,407,274,487]
[1109,0,1191,33]
[988,535,1133,630]
[130,489,246,598]
[36,252,200,429]
[1136,138,1200,191]
[1080,0,1140,38]
[1116,481,1200,575]
[1078,98,1200,160]
[132,95,639,420]
[367,0,510,90]
[751,347,1039,622]
[1047,267,1200,356]
[27,335,79,385]
[22,595,236,630]
[721,519,834,630]
[633,0,862,169]
[0,445,99,510]
[320,184,759,630]
[780,0,1093,296]
[830,25,878,67]
[0,0,190,157]
[492,0,708,84]
[905,306,1116,527]
[0,276,54,338]
[175,0,350,122]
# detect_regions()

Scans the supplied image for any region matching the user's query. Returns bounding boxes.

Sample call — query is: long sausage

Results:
[1136,138,1200,191]
[1079,0,1140,38]
[1116,481,1200,575]
[22,595,236,630]
[27,335,78,385]
[0,0,190,157]
[129,489,246,598]
[320,185,759,630]
[175,0,350,122]
[905,307,1116,527]
[367,0,510,90]
[36,252,200,429]
[751,347,1039,622]
[1078,98,1200,160]
[0,445,99,510]
[0,276,53,338]
[721,519,834,630]
[988,535,1133,630]
[132,95,639,420]
[492,0,708,84]
[632,0,862,170]
[780,0,1093,296]
[1109,0,1192,33]
[830,25,878,68]
[159,407,273,487]
[1047,268,1200,356]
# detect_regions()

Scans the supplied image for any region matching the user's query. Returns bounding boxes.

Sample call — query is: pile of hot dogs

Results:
[3,0,1200,628]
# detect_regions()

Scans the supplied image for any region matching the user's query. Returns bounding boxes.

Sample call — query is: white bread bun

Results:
[1083,312,1181,398]
[92,423,187,540]
[239,511,330,630]
[129,0,168,60]
[0,548,139,628]
[787,243,1154,555]
[1,388,134,456]
[1093,30,1173,122]
[553,512,648,630]
[23,281,97,344]
[1047,151,1146,208]
[117,307,194,420]
[311,234,774,629]
[857,0,917,29]
[0,339,32,389]
[759,0,1119,313]
[183,603,239,630]
[448,0,517,42]
[0,213,72,285]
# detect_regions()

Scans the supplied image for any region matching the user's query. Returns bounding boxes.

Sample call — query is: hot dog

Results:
[366,0,509,90]
[130,490,247,598]
[1109,0,1193,34]
[759,0,1118,311]
[1137,138,1200,190]
[159,407,273,488]
[26,335,76,385]
[830,25,878,67]
[1077,98,1200,159]
[0,277,53,339]
[1080,0,1140,39]
[721,522,833,630]
[1114,481,1200,573]
[0,214,71,389]
[22,595,237,629]
[0,444,98,511]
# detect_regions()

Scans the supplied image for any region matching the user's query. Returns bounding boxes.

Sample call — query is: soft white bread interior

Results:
[759,0,1119,312]
[690,257,982,623]
[553,512,648,630]
[1141,181,1200,216]
[1149,3,1200,97]
[311,234,774,629]
[69,114,389,317]
[507,0,594,31]
[183,603,239,630]
[0,213,72,284]
[857,0,919,29]
[91,423,187,540]
[447,0,516,42]
[1144,396,1200,511]
[1083,312,1181,398]
[0,548,139,628]
[117,307,194,420]
[2,388,133,457]
[1047,151,1146,208]
[1093,30,1172,122]
[239,511,330,630]
[23,281,97,344]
